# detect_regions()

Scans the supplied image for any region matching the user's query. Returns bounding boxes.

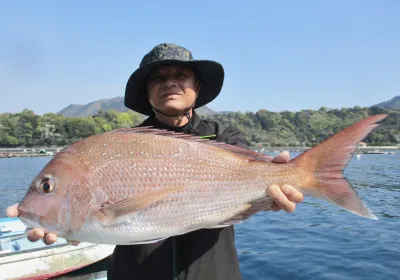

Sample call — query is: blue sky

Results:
[0,0,399,115]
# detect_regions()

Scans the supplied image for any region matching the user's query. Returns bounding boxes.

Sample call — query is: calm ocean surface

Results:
[0,152,399,280]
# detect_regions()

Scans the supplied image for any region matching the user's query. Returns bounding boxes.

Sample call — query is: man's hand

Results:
[268,151,304,212]
[6,203,79,246]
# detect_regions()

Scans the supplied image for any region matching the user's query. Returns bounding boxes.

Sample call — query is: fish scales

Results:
[75,134,275,241]
[71,133,281,243]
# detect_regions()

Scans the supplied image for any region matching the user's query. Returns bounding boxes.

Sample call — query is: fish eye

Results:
[37,177,55,193]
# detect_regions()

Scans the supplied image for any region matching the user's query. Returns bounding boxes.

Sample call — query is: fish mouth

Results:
[18,207,63,236]
[18,208,41,224]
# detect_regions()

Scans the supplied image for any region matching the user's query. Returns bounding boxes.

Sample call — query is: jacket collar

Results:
[140,111,202,133]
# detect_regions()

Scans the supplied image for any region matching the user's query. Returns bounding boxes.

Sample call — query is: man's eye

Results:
[151,76,163,82]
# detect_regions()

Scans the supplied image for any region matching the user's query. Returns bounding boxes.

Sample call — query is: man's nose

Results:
[163,77,178,88]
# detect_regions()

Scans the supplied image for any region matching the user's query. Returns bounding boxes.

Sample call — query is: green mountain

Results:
[57,95,400,118]
[57,96,216,117]
[372,95,400,109]
[57,97,130,117]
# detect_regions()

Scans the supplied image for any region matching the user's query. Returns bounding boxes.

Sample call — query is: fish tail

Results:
[291,114,388,219]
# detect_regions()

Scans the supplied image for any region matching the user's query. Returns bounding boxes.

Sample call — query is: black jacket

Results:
[107,112,247,280]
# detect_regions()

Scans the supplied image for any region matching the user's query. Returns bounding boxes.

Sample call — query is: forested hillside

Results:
[0,106,398,148]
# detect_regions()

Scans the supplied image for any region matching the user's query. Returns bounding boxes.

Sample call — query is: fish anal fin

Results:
[95,186,184,225]
[125,237,168,245]
[209,196,274,228]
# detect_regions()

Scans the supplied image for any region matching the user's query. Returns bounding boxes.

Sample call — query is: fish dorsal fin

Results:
[108,126,209,140]
[95,186,184,226]
[107,127,274,163]
[106,126,167,134]
[202,141,274,162]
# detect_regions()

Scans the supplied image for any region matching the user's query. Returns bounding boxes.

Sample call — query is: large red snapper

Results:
[16,115,387,245]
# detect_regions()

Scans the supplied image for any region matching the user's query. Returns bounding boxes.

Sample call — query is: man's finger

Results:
[281,184,304,203]
[268,185,296,213]
[27,228,45,242]
[272,151,290,164]
[43,233,58,245]
[6,203,19,218]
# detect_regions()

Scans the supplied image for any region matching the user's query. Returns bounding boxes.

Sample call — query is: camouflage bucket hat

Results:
[124,43,224,115]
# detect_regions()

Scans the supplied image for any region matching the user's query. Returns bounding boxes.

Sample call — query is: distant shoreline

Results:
[254,146,399,155]
[0,147,62,158]
[1,145,398,158]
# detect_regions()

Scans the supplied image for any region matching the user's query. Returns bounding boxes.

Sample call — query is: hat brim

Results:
[124,59,224,115]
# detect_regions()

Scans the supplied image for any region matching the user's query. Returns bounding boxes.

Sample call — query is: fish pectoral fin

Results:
[209,196,274,228]
[95,186,184,225]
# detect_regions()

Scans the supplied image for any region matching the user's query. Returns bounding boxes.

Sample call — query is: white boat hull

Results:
[0,242,114,280]
[0,218,115,280]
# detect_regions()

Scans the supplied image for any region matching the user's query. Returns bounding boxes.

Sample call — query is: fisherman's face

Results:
[146,65,199,115]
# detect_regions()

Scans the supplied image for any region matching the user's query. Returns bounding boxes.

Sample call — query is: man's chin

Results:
[156,103,189,115]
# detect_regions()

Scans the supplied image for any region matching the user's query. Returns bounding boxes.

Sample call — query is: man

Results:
[7,43,303,279]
